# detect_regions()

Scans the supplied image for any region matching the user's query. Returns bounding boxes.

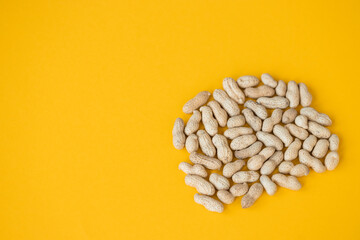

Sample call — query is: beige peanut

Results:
[299,149,326,173]
[286,80,300,108]
[194,193,224,213]
[275,80,286,96]
[237,75,259,88]
[329,134,339,151]
[213,89,240,117]
[303,135,317,152]
[241,183,263,208]
[230,134,257,151]
[232,171,260,183]
[184,110,202,135]
[258,146,276,160]
[227,115,246,128]
[185,174,215,195]
[178,162,207,177]
[244,100,268,120]
[300,107,332,126]
[284,138,302,161]
[257,96,289,109]
[200,106,218,136]
[183,91,211,114]
[217,190,235,204]
[224,127,253,140]
[234,141,263,159]
[247,154,267,171]
[261,73,277,88]
[207,100,228,127]
[185,134,199,153]
[260,151,284,175]
[282,108,298,124]
[312,139,329,158]
[244,85,275,99]
[223,160,245,178]
[262,109,282,132]
[299,83,312,107]
[295,115,308,129]
[272,173,302,190]
[256,131,283,150]
[209,173,230,190]
[172,118,186,150]
[325,151,339,171]
[273,124,294,147]
[260,175,277,196]
[289,164,309,177]
[242,108,262,131]
[223,77,245,104]
[189,152,222,170]
[230,183,249,196]
[285,123,309,140]
[197,130,216,157]
[212,134,233,164]
[308,121,331,139]
[278,161,294,174]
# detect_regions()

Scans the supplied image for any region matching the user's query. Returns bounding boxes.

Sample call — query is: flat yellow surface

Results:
[0,0,359,239]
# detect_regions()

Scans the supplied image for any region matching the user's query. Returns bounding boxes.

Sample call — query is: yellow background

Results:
[0,0,359,239]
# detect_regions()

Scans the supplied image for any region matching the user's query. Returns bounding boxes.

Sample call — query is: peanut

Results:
[189,152,222,170]
[295,115,308,129]
[244,85,275,99]
[282,108,298,124]
[278,161,294,174]
[230,134,257,150]
[173,118,186,149]
[183,91,211,114]
[257,96,289,109]
[256,131,283,150]
[212,134,233,164]
[232,171,260,183]
[197,130,216,157]
[209,173,230,190]
[234,141,263,159]
[289,164,309,177]
[261,73,278,88]
[230,183,249,196]
[329,134,339,151]
[223,77,245,104]
[224,127,254,139]
[273,124,294,147]
[200,106,218,136]
[286,81,300,108]
[260,175,277,196]
[242,109,262,131]
[185,134,199,153]
[223,160,246,178]
[325,151,339,171]
[217,190,235,204]
[244,100,268,120]
[237,75,259,88]
[299,83,312,107]
[275,80,287,96]
[284,138,302,161]
[299,149,326,173]
[247,154,267,171]
[300,107,332,126]
[213,89,240,117]
[308,121,331,139]
[185,174,215,195]
[241,183,263,208]
[272,174,302,190]
[258,146,276,160]
[303,135,317,152]
[262,109,282,132]
[184,110,202,135]
[312,139,330,158]
[178,162,208,177]
[207,100,228,127]
[194,193,224,213]
[260,151,283,175]
[285,123,309,140]
[227,115,246,128]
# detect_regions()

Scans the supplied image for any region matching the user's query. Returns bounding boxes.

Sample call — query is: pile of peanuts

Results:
[173,74,340,213]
